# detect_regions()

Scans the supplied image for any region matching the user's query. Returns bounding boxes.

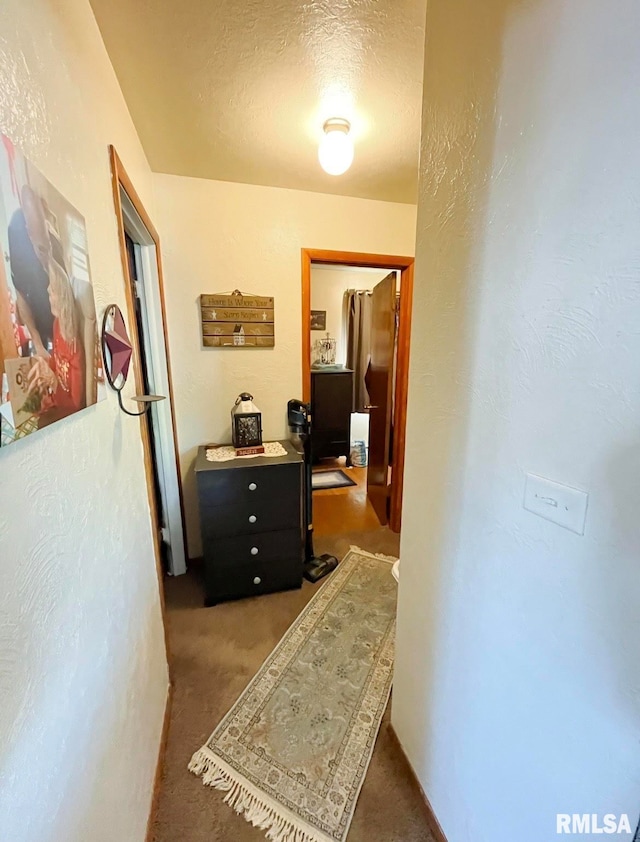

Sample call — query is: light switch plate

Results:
[523,473,588,535]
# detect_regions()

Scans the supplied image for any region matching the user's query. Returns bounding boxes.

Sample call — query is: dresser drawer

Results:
[205,556,302,604]
[200,493,301,539]
[311,433,350,463]
[197,462,301,509]
[204,528,302,569]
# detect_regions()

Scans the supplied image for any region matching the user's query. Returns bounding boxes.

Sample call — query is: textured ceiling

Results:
[89,0,426,203]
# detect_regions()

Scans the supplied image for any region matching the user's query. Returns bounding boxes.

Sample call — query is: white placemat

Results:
[205,441,288,462]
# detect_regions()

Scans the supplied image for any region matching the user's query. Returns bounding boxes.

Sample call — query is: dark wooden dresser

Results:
[195,440,304,605]
[311,369,354,463]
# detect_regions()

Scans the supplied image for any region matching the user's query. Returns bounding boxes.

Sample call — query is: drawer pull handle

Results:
[253,576,262,585]
[249,482,257,491]
[249,515,257,524]
[251,547,259,556]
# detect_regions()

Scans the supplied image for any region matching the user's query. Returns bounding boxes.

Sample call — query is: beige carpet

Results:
[151,529,434,842]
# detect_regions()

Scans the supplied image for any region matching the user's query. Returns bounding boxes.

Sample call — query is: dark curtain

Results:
[344,290,372,413]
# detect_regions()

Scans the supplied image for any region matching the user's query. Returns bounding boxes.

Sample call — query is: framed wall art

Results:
[0,133,104,448]
[310,310,326,331]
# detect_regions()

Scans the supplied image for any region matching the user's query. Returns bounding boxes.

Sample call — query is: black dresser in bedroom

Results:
[311,368,354,464]
[195,440,304,605]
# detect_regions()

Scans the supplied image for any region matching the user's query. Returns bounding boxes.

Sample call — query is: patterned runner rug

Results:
[189,546,397,842]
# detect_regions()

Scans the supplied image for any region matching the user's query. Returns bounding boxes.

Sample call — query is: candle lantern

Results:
[231,392,263,454]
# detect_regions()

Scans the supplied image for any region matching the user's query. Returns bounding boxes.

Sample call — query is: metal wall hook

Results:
[117,390,164,416]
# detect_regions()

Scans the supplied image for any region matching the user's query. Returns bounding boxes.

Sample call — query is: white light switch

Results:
[523,474,588,535]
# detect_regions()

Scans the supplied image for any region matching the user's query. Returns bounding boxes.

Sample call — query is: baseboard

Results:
[388,724,448,842]
[145,682,174,842]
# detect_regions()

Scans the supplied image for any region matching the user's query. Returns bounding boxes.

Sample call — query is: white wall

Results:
[393,2,640,841]
[0,2,168,841]
[154,173,416,556]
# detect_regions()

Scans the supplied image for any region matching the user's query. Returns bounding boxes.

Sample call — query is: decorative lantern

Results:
[231,392,263,454]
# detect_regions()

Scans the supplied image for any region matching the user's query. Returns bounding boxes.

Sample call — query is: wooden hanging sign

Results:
[200,292,275,347]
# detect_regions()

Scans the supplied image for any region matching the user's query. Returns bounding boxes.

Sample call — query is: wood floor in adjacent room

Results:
[151,481,431,841]
[312,460,382,535]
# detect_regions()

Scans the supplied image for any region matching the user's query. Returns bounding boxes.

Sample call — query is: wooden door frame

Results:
[109,145,185,669]
[301,248,414,533]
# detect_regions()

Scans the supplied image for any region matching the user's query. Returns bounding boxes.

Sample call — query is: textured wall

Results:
[0,1,168,840]
[153,173,416,557]
[392,1,640,840]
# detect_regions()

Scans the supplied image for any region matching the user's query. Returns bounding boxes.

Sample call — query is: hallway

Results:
[3,2,638,841]
[151,527,433,842]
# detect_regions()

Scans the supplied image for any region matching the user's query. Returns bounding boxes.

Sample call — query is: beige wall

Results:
[0,1,168,840]
[154,173,416,556]
[393,1,640,840]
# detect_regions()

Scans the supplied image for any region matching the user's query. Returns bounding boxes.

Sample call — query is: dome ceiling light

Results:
[318,118,354,176]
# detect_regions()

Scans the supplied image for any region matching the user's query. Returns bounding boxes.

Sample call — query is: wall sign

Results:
[200,291,274,347]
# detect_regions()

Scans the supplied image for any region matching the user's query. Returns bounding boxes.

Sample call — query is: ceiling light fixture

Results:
[318,118,354,176]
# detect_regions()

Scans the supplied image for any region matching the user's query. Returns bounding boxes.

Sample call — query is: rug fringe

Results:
[189,749,329,842]
[349,544,398,564]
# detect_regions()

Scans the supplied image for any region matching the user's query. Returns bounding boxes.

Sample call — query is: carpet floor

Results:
[151,528,433,842]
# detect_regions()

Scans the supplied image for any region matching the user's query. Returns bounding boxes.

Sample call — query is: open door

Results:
[110,147,187,582]
[365,271,397,524]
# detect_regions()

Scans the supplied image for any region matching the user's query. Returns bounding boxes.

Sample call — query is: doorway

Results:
[301,249,414,535]
[109,146,187,592]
